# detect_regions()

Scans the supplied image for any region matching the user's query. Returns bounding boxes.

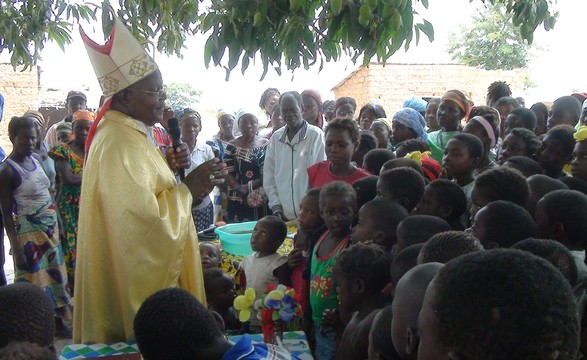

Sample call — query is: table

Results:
[59,331,313,359]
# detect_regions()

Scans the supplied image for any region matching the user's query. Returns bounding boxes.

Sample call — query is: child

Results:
[498,127,541,164]
[310,181,355,359]
[394,138,430,158]
[334,97,357,121]
[288,189,325,316]
[362,149,395,176]
[350,199,409,252]
[504,108,537,135]
[334,244,391,360]
[307,119,371,188]
[526,174,568,215]
[494,96,520,126]
[357,103,387,130]
[462,114,499,176]
[469,166,530,219]
[203,268,239,332]
[424,98,441,132]
[351,131,378,168]
[417,231,483,265]
[391,263,443,360]
[572,126,587,182]
[0,283,56,355]
[239,216,289,329]
[539,125,575,178]
[380,158,424,178]
[394,215,452,255]
[485,80,512,107]
[200,241,222,271]
[417,250,579,360]
[531,102,549,136]
[502,155,543,178]
[377,167,426,213]
[547,95,582,129]
[560,176,587,195]
[352,176,378,210]
[442,133,483,227]
[470,201,536,249]
[368,305,402,360]
[512,238,578,287]
[427,90,470,162]
[134,288,295,360]
[413,179,467,230]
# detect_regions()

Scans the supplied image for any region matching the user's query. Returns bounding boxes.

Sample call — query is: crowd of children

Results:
[4,82,587,360]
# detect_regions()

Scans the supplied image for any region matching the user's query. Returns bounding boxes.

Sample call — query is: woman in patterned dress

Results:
[49,110,93,294]
[0,115,71,335]
[223,109,270,223]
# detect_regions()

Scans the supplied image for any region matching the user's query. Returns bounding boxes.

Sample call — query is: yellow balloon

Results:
[234,295,247,310]
[239,309,251,322]
[244,288,256,304]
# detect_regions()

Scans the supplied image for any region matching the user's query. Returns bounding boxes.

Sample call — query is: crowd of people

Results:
[2,12,587,360]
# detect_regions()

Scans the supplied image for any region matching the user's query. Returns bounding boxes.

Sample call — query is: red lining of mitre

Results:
[79,21,116,55]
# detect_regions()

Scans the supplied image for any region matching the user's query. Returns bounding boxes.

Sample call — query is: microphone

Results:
[167,117,185,180]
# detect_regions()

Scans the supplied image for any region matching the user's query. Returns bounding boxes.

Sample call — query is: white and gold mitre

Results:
[79,8,158,97]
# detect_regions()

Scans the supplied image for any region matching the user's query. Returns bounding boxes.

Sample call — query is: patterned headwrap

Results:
[402,96,427,113]
[441,90,470,116]
[236,108,259,126]
[56,122,73,135]
[22,110,45,127]
[302,89,324,129]
[575,126,587,142]
[376,117,394,133]
[177,108,201,124]
[72,110,95,122]
[393,108,428,142]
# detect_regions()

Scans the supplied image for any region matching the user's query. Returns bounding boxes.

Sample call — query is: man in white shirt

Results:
[44,91,87,146]
[264,91,325,221]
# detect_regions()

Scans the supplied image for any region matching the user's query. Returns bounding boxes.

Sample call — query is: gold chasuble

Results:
[73,110,206,343]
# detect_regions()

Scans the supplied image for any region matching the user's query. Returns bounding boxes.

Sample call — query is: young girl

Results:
[357,103,386,130]
[0,116,71,336]
[441,133,483,228]
[307,119,371,188]
[498,127,541,164]
[288,189,325,316]
[204,268,239,333]
[539,125,575,179]
[179,108,216,231]
[334,97,357,121]
[428,90,470,162]
[463,111,500,177]
[310,181,355,359]
[302,89,324,129]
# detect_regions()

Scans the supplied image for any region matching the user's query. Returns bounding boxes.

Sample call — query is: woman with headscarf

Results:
[390,108,428,149]
[179,109,216,231]
[210,110,235,161]
[302,89,324,129]
[403,96,428,117]
[49,110,94,294]
[259,88,281,119]
[427,90,471,162]
[370,117,393,150]
[223,109,270,223]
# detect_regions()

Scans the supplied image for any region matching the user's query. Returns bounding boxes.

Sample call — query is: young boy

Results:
[377,167,426,213]
[368,305,402,360]
[417,231,483,265]
[239,216,289,329]
[350,199,409,252]
[134,288,296,360]
[417,250,579,360]
[526,174,568,215]
[200,241,222,271]
[502,155,543,178]
[203,268,239,332]
[470,201,536,249]
[310,181,356,359]
[469,166,530,219]
[539,125,575,178]
[413,179,467,230]
[547,95,582,129]
[362,149,396,176]
[442,133,483,227]
[391,263,443,360]
[352,176,378,210]
[334,244,391,360]
[394,215,452,255]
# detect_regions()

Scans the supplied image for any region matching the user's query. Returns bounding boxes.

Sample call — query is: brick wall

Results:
[333,63,527,116]
[0,64,40,155]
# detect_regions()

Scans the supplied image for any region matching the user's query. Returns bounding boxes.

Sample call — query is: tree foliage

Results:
[0,0,558,78]
[165,82,202,111]
[448,4,532,70]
